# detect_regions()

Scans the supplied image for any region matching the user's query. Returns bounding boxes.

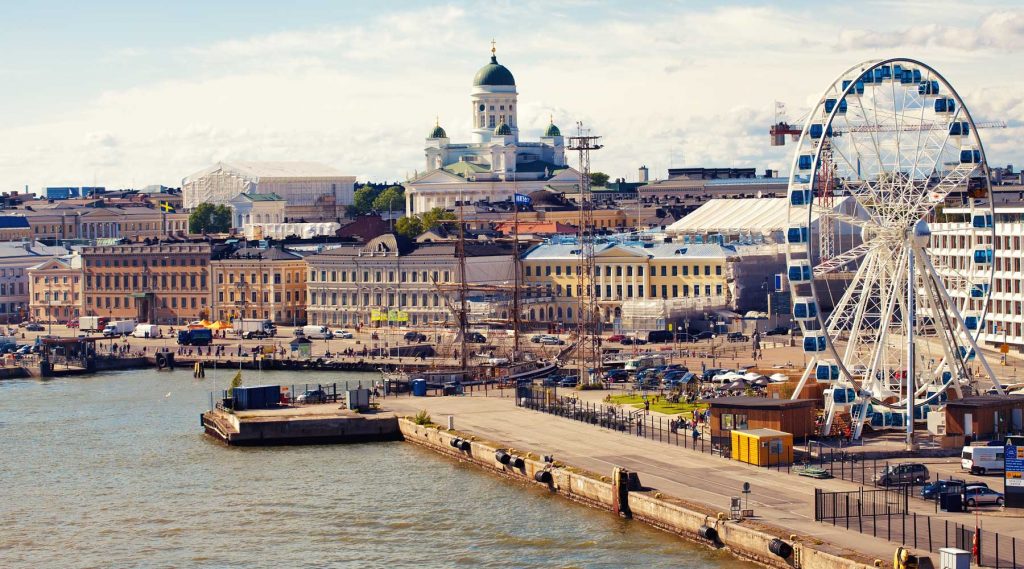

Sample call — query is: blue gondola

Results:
[935,98,956,114]
[964,313,983,331]
[790,188,813,206]
[900,69,914,84]
[972,247,993,266]
[831,387,856,404]
[873,65,892,82]
[960,148,981,164]
[860,71,875,85]
[809,124,833,139]
[913,405,932,420]
[798,154,814,170]
[824,98,848,114]
[949,122,970,136]
[912,69,922,83]
[816,361,840,381]
[803,334,827,353]
[892,64,903,78]
[793,297,818,320]
[788,261,812,283]
[890,412,906,428]
[971,212,993,228]
[841,79,865,95]
[918,80,940,96]
[969,282,990,299]
[786,226,809,244]
[959,346,977,361]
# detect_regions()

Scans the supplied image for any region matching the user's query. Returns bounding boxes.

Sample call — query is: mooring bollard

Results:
[447,415,454,430]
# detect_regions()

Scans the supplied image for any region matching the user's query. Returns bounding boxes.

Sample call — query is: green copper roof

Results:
[429,124,447,139]
[242,192,284,202]
[443,161,490,178]
[494,121,512,136]
[473,55,516,87]
[544,123,561,137]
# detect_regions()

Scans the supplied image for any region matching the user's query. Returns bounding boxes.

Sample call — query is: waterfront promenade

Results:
[384,392,1024,566]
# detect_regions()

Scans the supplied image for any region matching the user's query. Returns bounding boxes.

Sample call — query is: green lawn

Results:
[607,394,708,416]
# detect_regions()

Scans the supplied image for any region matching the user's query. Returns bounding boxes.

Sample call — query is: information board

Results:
[1005,438,1024,508]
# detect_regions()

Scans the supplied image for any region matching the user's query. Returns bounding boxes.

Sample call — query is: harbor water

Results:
[0,369,753,568]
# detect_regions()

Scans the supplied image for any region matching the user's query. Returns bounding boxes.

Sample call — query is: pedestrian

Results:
[692,426,700,445]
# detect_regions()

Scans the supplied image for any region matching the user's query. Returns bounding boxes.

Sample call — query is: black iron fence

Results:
[815,487,1020,567]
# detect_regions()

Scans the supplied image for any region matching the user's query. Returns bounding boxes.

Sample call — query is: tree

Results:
[420,207,455,230]
[189,203,232,233]
[372,186,405,212]
[394,216,424,239]
[352,184,383,215]
[589,172,610,187]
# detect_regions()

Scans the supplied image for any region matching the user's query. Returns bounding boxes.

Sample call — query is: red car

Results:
[607,334,627,343]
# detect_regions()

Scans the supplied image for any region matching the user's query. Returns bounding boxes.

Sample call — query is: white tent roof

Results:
[666,198,805,234]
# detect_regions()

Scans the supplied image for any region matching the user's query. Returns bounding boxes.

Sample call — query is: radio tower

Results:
[569,122,603,386]
[817,138,836,261]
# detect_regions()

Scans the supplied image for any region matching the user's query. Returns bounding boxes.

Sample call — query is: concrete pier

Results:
[202,404,400,445]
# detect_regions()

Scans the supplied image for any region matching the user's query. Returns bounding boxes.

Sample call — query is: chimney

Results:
[638,165,649,183]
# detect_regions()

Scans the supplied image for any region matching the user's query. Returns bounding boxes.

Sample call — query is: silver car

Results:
[964,486,1004,507]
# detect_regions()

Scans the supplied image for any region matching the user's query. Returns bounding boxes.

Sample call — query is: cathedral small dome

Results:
[429,124,447,139]
[473,55,516,87]
[494,121,512,136]
[544,122,561,137]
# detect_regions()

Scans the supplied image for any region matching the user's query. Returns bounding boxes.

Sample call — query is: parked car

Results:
[558,376,579,388]
[604,369,630,383]
[465,332,487,343]
[921,479,972,499]
[727,332,750,343]
[621,337,647,345]
[25,323,44,331]
[530,334,546,343]
[296,389,328,404]
[964,486,1005,507]
[647,330,674,343]
[539,335,564,345]
[696,331,715,340]
[673,333,698,342]
[66,318,79,329]
[875,463,930,486]
[607,334,627,343]
[962,445,1005,475]
[333,329,353,339]
[404,331,427,342]
[764,326,790,336]
[541,375,565,387]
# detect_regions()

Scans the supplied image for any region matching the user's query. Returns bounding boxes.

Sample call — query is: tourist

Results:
[692,426,700,444]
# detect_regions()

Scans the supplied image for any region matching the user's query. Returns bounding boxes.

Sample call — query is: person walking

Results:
[692,425,700,445]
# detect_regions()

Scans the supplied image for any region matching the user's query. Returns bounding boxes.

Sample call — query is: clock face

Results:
[479,104,485,112]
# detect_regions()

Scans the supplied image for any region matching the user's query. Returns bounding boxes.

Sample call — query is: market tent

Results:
[211,321,232,330]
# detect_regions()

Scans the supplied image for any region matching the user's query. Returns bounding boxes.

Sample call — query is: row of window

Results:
[309,269,450,284]
[544,283,723,299]
[216,290,304,304]
[34,276,79,285]
[34,292,79,302]
[87,295,207,310]
[525,263,722,278]
[216,309,301,321]
[85,257,206,268]
[0,283,26,295]
[216,271,296,285]
[86,273,207,290]
[309,311,438,327]
[309,291,442,308]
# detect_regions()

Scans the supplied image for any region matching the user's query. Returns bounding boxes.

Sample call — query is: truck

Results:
[79,316,109,333]
[235,319,276,340]
[177,328,213,346]
[102,320,137,337]
[131,324,161,339]
[961,445,1005,475]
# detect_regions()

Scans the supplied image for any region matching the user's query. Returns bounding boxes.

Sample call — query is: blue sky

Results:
[0,0,1021,191]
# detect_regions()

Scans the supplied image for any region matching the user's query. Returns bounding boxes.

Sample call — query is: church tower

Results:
[471,41,518,144]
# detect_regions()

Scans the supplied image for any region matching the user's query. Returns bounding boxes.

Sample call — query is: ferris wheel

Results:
[783,58,1003,439]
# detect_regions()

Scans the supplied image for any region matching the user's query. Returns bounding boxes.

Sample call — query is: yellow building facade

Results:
[210,246,307,326]
[28,256,84,324]
[522,241,730,327]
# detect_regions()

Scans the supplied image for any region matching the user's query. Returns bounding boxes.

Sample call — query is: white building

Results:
[404,47,580,214]
[182,161,355,222]
[929,205,1024,354]
[0,241,74,323]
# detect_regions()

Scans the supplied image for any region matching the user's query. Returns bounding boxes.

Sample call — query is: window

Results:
[672,266,678,277]
[715,265,722,276]
[555,266,561,276]
[682,266,689,276]
[704,265,711,276]
[672,285,678,297]
[660,266,667,277]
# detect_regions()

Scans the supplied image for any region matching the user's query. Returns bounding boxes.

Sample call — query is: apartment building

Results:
[28,255,83,323]
[81,242,211,323]
[210,246,307,326]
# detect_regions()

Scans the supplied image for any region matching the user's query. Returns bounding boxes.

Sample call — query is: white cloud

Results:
[0,3,1019,192]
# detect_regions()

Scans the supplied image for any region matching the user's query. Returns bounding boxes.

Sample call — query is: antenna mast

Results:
[569,122,603,386]
[511,177,522,360]
[457,195,469,376]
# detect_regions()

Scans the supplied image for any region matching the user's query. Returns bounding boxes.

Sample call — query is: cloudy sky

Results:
[0,0,1021,192]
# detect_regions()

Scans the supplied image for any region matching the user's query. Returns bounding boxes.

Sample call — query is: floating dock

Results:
[202,404,400,446]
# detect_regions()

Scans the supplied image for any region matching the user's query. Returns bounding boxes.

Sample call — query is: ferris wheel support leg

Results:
[851,391,872,440]
[917,255,968,400]
[920,250,1004,395]
[791,356,816,401]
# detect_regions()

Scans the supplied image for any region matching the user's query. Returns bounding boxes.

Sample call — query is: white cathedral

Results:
[403,46,581,215]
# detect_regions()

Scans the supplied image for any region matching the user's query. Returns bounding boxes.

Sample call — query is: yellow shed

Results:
[730,428,794,466]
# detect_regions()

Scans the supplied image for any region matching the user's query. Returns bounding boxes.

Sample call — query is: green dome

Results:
[544,123,561,137]
[429,124,447,138]
[494,121,512,136]
[473,55,516,87]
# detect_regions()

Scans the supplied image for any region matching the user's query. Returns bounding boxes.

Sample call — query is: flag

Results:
[159,201,176,213]
[514,193,532,205]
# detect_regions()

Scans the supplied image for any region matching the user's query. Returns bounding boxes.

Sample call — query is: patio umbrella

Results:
[769,373,790,383]
[742,372,762,381]
[752,377,770,387]
[725,379,747,390]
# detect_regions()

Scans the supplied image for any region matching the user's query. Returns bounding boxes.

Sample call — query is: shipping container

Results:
[730,428,793,466]
[233,385,281,410]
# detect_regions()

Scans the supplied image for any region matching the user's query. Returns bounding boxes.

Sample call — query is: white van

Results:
[301,325,333,339]
[132,324,161,339]
[961,445,1004,475]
